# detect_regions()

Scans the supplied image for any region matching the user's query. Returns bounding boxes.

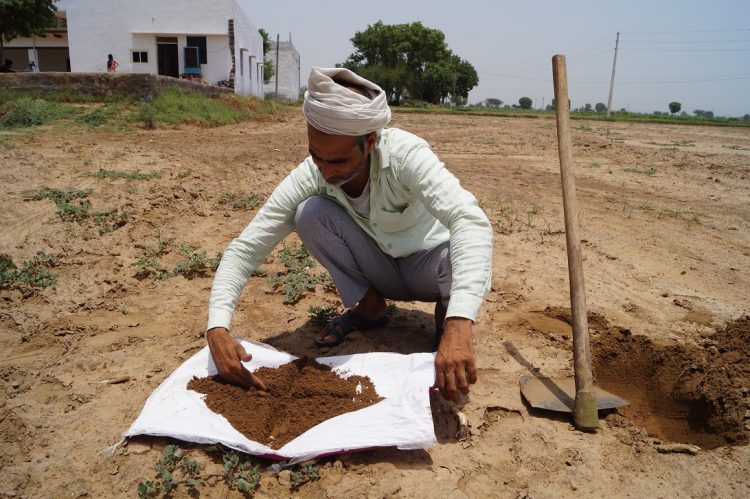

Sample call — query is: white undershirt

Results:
[343,179,371,218]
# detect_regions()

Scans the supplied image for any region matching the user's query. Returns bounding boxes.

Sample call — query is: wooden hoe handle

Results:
[552,54,598,430]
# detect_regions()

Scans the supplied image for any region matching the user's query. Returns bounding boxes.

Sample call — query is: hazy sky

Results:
[245,0,750,117]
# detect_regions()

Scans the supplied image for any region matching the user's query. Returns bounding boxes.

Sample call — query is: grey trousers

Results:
[294,196,452,311]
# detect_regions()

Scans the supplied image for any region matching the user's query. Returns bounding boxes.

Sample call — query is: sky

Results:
[243,0,750,117]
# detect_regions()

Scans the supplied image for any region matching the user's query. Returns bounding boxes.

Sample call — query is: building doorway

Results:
[156,37,178,78]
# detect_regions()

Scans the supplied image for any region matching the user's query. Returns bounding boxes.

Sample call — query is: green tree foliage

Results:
[484,98,503,108]
[259,28,274,84]
[595,102,606,113]
[342,21,478,105]
[0,0,58,60]
[518,97,532,109]
[669,101,681,115]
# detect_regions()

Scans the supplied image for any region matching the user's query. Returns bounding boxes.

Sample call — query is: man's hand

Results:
[434,318,477,403]
[206,327,266,390]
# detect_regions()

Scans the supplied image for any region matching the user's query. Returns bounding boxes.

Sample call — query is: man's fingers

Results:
[234,340,253,362]
[467,361,478,385]
[444,369,459,403]
[248,372,267,391]
[456,367,470,395]
[435,369,446,392]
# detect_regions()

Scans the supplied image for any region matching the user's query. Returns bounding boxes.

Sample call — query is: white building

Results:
[263,40,300,101]
[3,0,266,97]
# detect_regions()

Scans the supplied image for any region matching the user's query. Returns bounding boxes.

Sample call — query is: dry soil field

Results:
[1,110,749,498]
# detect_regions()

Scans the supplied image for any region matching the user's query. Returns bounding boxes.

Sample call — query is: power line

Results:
[625,39,750,43]
[622,28,750,35]
[621,48,750,52]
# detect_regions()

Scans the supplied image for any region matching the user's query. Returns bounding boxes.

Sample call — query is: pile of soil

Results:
[187,358,382,449]
[546,308,750,448]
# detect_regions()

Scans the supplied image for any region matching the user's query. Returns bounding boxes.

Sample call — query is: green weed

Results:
[623,167,657,176]
[308,304,338,325]
[23,187,128,234]
[222,451,261,495]
[270,245,319,304]
[217,192,262,210]
[93,168,162,181]
[137,445,202,498]
[0,252,58,289]
[290,464,320,490]
[0,98,77,128]
[133,256,171,281]
[173,244,222,279]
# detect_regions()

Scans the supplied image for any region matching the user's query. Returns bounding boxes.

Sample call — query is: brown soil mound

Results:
[546,308,750,448]
[187,358,382,449]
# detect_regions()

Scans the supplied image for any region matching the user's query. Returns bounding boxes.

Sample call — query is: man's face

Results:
[307,125,374,187]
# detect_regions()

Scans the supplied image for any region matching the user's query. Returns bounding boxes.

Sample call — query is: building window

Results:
[186,36,207,64]
[132,51,149,63]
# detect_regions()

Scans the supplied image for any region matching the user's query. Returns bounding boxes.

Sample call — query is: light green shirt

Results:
[208,128,493,330]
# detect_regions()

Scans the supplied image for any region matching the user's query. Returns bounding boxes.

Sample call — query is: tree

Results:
[669,101,681,115]
[0,0,58,62]
[703,110,714,118]
[584,103,592,112]
[484,98,503,108]
[518,96,532,109]
[342,21,478,105]
[693,109,705,117]
[258,28,274,84]
[595,102,606,113]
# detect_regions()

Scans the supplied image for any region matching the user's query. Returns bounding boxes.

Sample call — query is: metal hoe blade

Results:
[519,375,629,413]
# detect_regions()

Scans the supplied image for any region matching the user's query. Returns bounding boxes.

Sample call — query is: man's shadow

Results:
[260,306,439,358]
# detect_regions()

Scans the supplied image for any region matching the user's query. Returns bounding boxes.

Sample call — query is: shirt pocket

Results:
[375,203,423,233]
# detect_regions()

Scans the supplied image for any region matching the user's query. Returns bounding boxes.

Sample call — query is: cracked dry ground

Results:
[1,111,749,498]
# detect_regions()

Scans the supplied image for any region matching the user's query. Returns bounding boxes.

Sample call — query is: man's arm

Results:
[400,144,493,401]
[207,160,321,386]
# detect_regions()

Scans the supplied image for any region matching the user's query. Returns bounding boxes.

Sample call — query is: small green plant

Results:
[173,244,222,279]
[92,168,162,181]
[23,187,128,234]
[223,451,261,494]
[217,192,262,210]
[137,445,202,498]
[290,464,320,490]
[133,256,171,280]
[493,197,517,234]
[94,209,128,234]
[0,252,58,289]
[538,225,563,244]
[178,168,193,178]
[587,161,601,168]
[623,167,657,176]
[308,305,338,325]
[270,245,319,304]
[526,204,540,228]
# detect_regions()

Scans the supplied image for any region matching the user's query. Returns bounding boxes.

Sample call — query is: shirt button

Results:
[387,243,392,248]
[372,222,378,227]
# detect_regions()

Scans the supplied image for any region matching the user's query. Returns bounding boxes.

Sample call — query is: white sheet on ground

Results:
[123,340,437,462]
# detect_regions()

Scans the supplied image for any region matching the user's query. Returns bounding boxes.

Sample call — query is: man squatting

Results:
[206,67,493,402]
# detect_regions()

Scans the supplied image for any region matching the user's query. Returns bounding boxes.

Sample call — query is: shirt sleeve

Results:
[207,160,320,331]
[399,145,494,322]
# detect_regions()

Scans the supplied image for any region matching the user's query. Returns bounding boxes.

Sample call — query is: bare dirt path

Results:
[1,112,748,498]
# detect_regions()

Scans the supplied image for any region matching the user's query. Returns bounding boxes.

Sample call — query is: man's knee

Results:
[294,196,331,239]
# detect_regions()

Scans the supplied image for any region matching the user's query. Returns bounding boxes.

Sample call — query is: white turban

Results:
[303,67,391,136]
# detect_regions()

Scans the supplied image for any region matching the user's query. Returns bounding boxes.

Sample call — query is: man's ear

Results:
[365,132,377,154]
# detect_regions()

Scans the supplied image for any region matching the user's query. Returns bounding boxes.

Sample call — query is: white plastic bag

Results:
[124,340,437,462]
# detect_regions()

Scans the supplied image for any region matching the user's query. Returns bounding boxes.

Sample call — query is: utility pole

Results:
[275,33,280,98]
[606,31,620,119]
